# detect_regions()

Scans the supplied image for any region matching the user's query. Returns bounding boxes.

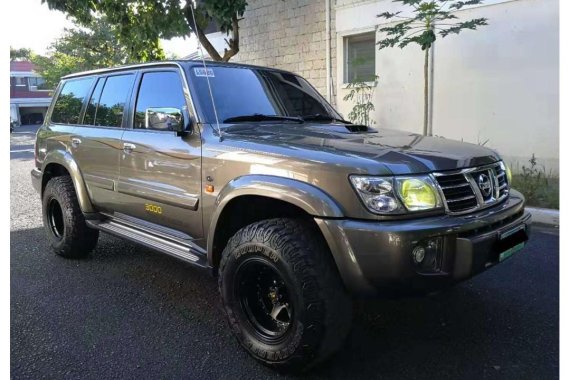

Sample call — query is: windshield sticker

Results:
[194,67,215,77]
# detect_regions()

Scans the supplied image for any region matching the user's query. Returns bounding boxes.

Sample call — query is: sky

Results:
[9,0,198,58]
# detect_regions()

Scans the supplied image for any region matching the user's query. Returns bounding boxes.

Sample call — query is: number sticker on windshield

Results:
[194,68,215,77]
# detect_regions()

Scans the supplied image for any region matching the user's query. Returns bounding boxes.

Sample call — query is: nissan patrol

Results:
[32,60,531,371]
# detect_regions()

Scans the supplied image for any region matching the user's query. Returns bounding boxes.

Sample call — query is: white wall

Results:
[336,0,559,174]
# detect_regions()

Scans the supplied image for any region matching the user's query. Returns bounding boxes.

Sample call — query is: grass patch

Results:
[510,154,559,209]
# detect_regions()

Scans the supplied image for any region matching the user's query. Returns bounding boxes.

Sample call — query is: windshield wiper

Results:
[301,114,351,124]
[223,114,304,124]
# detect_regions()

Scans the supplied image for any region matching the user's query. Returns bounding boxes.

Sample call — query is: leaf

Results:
[449,0,484,10]
[377,11,402,19]
[439,18,488,37]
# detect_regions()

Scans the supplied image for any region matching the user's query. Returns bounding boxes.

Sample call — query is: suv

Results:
[32,61,531,371]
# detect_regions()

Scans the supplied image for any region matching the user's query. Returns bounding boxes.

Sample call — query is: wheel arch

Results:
[207,175,344,268]
[41,150,94,213]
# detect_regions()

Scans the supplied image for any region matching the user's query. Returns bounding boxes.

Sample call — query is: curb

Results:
[527,207,559,227]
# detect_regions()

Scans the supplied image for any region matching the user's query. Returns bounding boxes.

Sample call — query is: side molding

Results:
[42,149,95,213]
[207,175,344,262]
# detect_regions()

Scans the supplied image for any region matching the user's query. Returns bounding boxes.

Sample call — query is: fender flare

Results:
[42,149,95,213]
[206,175,344,263]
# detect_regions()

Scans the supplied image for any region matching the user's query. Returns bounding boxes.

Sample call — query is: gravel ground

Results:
[11,125,559,379]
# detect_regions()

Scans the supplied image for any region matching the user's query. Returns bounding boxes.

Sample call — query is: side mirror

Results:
[145,107,185,133]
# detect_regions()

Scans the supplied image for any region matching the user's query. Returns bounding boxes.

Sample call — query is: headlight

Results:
[350,175,442,214]
[395,177,442,211]
[349,176,403,213]
[504,163,512,184]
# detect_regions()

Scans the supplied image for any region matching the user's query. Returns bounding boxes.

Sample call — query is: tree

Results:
[377,0,488,136]
[10,47,32,61]
[31,19,135,88]
[343,76,379,127]
[42,0,248,62]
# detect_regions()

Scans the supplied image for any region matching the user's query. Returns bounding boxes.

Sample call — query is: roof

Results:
[10,61,35,72]
[62,60,294,80]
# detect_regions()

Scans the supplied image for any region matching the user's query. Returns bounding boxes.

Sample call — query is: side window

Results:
[83,78,105,125]
[92,74,134,128]
[134,71,186,130]
[51,77,94,124]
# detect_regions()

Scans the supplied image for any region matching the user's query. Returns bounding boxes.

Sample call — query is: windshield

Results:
[188,65,341,124]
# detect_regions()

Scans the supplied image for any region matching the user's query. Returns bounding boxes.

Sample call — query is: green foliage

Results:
[343,76,379,127]
[377,0,488,135]
[377,0,487,50]
[31,18,135,89]
[10,47,32,61]
[42,0,249,62]
[511,154,559,209]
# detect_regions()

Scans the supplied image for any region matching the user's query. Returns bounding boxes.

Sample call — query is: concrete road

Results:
[11,126,559,379]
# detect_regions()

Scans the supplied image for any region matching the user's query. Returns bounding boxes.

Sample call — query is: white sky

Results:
[9,0,198,58]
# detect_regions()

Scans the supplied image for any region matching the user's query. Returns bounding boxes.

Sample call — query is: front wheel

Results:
[219,218,352,372]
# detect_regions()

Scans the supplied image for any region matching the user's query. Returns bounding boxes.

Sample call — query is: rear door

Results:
[70,73,136,212]
[116,68,203,239]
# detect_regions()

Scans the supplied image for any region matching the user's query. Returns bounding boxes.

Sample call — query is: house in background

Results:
[10,61,52,126]
[200,0,559,174]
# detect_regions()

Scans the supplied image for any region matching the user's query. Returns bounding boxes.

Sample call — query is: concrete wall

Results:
[336,0,559,174]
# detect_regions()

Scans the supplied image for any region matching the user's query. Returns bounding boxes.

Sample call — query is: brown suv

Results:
[31,61,531,371]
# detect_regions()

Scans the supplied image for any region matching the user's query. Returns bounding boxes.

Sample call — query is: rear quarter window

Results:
[51,77,94,124]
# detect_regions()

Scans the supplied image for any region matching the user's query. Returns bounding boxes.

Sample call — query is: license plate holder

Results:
[497,223,528,262]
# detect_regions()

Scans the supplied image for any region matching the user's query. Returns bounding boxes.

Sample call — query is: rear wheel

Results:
[42,176,99,258]
[219,218,352,372]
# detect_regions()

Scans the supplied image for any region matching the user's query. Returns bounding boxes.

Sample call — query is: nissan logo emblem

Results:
[477,173,492,197]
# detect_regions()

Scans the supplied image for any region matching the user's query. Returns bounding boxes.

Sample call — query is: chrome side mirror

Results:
[145,107,184,132]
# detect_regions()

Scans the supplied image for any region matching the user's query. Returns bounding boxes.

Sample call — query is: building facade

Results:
[10,61,52,126]
[202,0,559,174]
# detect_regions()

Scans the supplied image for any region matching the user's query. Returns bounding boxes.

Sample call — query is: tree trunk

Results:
[184,1,240,62]
[423,48,429,136]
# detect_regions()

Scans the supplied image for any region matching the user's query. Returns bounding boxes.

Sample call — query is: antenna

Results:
[190,0,223,141]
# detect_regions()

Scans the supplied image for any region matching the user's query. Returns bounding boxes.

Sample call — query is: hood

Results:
[220,123,501,175]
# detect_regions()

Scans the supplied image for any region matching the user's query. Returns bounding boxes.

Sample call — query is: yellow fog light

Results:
[397,178,440,211]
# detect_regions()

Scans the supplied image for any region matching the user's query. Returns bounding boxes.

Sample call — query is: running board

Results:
[87,219,208,268]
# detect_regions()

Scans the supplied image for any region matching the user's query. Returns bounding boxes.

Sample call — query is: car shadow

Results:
[11,227,558,379]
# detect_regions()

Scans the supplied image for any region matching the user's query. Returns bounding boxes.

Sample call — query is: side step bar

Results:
[87,218,209,268]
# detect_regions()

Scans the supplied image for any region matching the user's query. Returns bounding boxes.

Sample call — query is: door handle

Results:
[71,137,82,146]
[123,142,136,153]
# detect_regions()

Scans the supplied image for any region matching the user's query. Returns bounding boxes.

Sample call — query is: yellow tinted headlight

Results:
[396,177,441,211]
[505,163,512,183]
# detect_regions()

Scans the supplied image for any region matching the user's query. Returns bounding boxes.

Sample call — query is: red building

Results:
[10,61,52,125]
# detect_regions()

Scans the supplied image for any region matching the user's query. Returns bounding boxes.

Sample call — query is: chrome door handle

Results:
[123,142,136,153]
[71,137,82,146]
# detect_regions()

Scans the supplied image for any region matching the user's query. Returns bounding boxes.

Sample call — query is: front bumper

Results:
[316,190,531,296]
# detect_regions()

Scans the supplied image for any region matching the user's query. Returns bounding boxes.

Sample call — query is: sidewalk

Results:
[527,207,559,228]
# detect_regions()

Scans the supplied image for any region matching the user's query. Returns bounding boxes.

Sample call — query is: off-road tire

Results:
[219,218,352,372]
[42,176,99,258]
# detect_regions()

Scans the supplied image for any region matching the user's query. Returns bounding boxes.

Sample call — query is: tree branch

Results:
[184,1,223,61]
[221,14,240,62]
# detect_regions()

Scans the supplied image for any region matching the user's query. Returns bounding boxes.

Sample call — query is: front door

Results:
[116,69,203,239]
[71,73,135,213]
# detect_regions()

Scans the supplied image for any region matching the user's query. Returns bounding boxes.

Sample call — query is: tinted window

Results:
[190,66,338,123]
[51,78,94,124]
[91,74,134,128]
[134,71,186,130]
[83,78,105,125]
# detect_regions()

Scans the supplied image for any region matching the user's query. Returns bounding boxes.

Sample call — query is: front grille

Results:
[434,162,510,215]
[436,173,478,213]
